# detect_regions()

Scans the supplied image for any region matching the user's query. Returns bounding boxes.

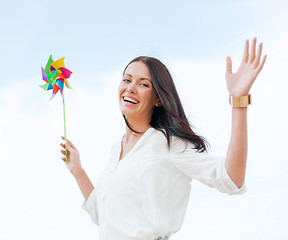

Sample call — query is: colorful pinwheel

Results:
[40,55,73,162]
[40,55,72,99]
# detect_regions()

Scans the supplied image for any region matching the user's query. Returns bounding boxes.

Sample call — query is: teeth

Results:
[123,96,138,104]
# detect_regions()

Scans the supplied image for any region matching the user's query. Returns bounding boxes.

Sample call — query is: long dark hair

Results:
[122,56,209,153]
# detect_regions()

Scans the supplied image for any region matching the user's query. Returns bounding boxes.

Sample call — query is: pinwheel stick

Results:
[62,94,68,162]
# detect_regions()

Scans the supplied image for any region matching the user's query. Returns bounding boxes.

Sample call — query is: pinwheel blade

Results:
[59,67,72,79]
[47,84,53,90]
[51,57,65,70]
[39,83,49,91]
[49,92,55,101]
[64,80,73,89]
[53,84,61,94]
[56,80,64,91]
[45,55,54,75]
[56,74,65,81]
[41,67,47,80]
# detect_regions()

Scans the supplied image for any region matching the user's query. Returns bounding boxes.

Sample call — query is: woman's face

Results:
[118,61,159,121]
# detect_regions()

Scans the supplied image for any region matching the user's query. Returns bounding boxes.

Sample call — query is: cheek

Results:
[149,91,158,105]
[118,84,125,96]
[144,92,157,107]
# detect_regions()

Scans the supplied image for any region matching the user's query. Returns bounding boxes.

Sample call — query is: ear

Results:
[155,99,162,107]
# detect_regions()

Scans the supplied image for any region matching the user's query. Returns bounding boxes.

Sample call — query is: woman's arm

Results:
[224,38,267,188]
[60,137,94,201]
[71,168,95,201]
[225,107,248,188]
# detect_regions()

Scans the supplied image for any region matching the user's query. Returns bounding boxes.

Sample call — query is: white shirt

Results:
[82,127,246,240]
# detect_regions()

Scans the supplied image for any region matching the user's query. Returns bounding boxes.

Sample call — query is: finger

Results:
[256,54,267,75]
[61,136,74,151]
[61,149,68,155]
[61,156,67,162]
[61,136,75,148]
[242,39,249,63]
[226,56,232,75]
[248,37,257,63]
[253,42,263,68]
[60,142,70,150]
[62,140,72,151]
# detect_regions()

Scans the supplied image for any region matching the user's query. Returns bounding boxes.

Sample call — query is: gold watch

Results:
[229,94,252,108]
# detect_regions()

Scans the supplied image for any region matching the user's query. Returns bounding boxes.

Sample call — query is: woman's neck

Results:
[123,121,151,143]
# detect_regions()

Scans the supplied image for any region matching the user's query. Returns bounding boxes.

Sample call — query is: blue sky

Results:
[0,0,288,239]
[1,0,286,86]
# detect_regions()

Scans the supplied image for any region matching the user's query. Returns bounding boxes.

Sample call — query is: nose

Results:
[126,82,136,93]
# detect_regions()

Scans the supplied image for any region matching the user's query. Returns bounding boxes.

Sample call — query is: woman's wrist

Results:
[71,166,85,177]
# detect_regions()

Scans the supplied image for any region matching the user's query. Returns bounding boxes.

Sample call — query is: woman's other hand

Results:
[225,37,267,96]
[60,136,82,175]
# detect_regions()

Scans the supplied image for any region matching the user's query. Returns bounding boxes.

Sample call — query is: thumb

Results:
[226,56,232,75]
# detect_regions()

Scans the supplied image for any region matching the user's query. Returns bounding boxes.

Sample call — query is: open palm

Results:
[225,38,267,96]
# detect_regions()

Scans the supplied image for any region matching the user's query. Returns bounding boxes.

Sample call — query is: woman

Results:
[60,38,266,240]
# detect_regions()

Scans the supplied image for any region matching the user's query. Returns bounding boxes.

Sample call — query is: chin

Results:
[120,109,135,118]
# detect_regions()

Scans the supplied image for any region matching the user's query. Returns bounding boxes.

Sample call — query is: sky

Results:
[0,0,287,239]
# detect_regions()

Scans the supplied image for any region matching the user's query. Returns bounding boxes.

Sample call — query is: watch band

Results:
[229,94,252,108]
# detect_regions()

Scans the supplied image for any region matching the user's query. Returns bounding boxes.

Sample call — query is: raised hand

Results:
[60,136,82,174]
[225,37,267,96]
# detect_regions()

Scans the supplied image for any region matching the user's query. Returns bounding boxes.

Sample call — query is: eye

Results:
[122,79,131,83]
[141,83,149,88]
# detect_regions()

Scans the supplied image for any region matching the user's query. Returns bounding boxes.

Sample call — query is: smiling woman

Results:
[60,39,266,240]
[119,56,208,151]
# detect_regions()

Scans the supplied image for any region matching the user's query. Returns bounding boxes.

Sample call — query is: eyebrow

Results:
[124,73,151,82]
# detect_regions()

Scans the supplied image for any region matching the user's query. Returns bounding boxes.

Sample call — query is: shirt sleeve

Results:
[169,137,247,195]
[82,188,100,225]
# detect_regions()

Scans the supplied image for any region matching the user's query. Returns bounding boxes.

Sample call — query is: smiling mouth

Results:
[123,96,139,104]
